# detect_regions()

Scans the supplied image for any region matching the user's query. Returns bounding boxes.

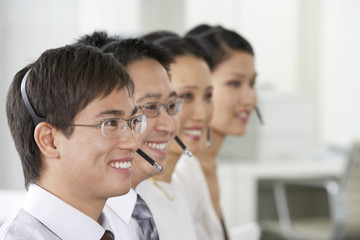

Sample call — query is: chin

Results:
[225,125,246,136]
[188,145,199,155]
[169,146,185,156]
[108,184,131,197]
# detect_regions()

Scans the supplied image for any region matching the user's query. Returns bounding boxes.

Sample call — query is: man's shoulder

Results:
[0,209,60,240]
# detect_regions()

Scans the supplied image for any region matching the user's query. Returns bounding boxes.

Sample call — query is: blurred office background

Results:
[1,0,360,238]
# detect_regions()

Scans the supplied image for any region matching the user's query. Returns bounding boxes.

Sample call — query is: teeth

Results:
[145,142,167,150]
[237,112,248,118]
[110,161,131,169]
[183,130,201,136]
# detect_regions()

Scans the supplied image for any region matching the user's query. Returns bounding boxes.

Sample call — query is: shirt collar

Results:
[23,184,109,240]
[106,188,137,223]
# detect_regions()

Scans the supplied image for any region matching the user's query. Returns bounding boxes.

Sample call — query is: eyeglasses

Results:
[70,114,146,138]
[137,99,183,118]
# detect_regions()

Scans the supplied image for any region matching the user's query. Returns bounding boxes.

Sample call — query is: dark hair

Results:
[186,24,254,69]
[77,31,119,49]
[6,44,134,189]
[140,30,178,43]
[77,31,174,73]
[142,31,214,70]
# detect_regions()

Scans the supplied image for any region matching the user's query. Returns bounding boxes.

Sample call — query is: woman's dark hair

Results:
[142,31,214,70]
[186,24,254,68]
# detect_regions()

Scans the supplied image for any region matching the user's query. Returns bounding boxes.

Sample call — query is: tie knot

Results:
[101,230,114,240]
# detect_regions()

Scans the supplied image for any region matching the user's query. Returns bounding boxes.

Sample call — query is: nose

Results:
[240,86,257,108]
[192,100,209,122]
[116,126,140,151]
[154,110,179,135]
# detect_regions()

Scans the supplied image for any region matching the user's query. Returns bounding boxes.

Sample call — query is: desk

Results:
[218,159,345,228]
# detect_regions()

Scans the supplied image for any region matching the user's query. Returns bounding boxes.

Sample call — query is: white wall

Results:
[318,0,360,148]
[185,0,302,94]
[0,0,80,189]
[78,0,140,36]
[0,0,8,188]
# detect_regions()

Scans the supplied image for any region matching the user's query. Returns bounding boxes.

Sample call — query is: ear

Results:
[34,122,60,159]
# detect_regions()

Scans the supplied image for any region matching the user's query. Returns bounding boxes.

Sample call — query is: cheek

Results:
[205,103,214,125]
[171,115,180,134]
[252,90,258,106]
[133,155,152,174]
[213,88,236,113]
[73,131,115,160]
[169,138,184,155]
[177,107,190,128]
[76,141,109,165]
[139,119,157,142]
[59,138,109,183]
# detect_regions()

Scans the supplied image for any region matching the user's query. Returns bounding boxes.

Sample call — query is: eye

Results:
[227,80,241,88]
[142,102,161,117]
[166,101,179,115]
[179,92,193,102]
[167,101,176,111]
[131,115,145,133]
[204,91,212,102]
[250,78,256,88]
[104,119,119,127]
[131,117,141,125]
[145,102,159,111]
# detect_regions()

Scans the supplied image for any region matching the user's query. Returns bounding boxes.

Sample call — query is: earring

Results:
[206,127,211,148]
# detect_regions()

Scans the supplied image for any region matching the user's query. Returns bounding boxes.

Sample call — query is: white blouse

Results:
[173,154,224,240]
[136,178,198,240]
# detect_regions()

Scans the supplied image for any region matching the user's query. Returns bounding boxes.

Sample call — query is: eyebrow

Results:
[231,73,246,79]
[168,91,177,98]
[231,72,257,79]
[137,93,162,102]
[96,109,125,118]
[177,85,197,90]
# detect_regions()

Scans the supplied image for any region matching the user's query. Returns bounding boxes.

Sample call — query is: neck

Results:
[36,179,105,222]
[195,128,226,220]
[199,127,226,159]
[153,151,181,183]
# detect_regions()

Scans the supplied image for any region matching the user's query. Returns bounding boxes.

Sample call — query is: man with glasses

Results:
[78,33,181,240]
[0,44,145,239]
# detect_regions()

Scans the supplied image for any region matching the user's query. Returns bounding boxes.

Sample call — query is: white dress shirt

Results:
[136,178,198,240]
[104,188,140,240]
[0,184,111,240]
[173,154,224,240]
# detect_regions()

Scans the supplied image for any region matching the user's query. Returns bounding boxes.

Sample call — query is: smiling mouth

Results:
[236,112,249,118]
[183,130,201,136]
[110,161,132,169]
[145,142,167,151]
